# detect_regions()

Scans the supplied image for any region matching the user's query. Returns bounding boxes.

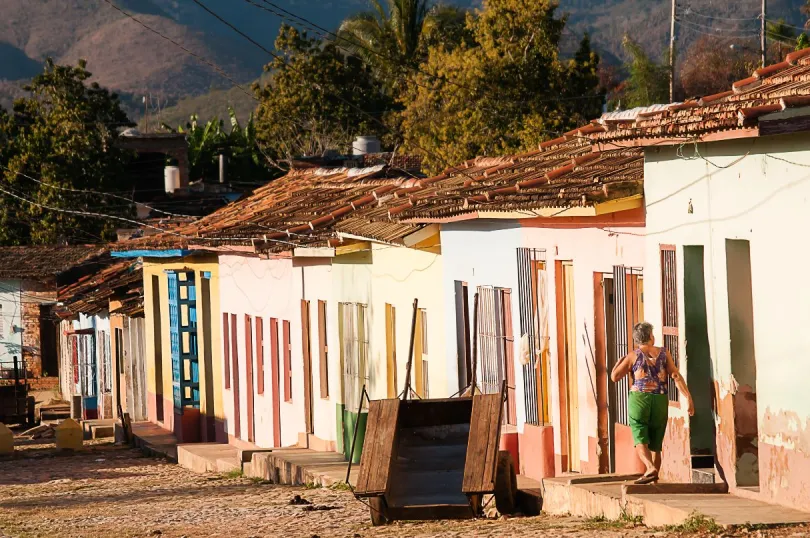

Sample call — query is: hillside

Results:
[0,0,264,111]
[1,0,808,117]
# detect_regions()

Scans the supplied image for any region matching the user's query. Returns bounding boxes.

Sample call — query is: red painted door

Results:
[230,314,241,440]
[269,318,281,447]
[245,315,255,443]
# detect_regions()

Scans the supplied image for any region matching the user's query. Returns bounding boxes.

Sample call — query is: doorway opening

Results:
[725,239,760,488]
[600,266,643,473]
[684,246,716,468]
[556,261,580,472]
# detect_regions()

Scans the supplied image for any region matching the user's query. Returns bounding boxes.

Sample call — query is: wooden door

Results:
[414,309,426,398]
[269,318,281,447]
[230,314,240,440]
[562,262,580,472]
[385,304,397,398]
[317,301,328,399]
[244,315,255,443]
[301,300,314,435]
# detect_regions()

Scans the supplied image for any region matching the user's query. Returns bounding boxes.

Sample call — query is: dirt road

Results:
[0,442,807,538]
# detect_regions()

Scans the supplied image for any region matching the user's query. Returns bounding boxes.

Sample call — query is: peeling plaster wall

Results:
[644,133,810,510]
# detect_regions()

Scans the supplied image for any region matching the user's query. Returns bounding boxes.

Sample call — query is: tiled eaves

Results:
[593,48,810,144]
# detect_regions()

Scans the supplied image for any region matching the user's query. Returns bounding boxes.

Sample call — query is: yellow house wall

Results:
[142,256,223,438]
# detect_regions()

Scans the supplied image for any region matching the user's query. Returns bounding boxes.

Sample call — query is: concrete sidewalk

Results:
[130,422,543,514]
[543,474,810,527]
[130,421,179,461]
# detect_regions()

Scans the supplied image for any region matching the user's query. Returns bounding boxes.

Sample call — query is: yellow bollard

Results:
[55,418,83,451]
[0,423,13,455]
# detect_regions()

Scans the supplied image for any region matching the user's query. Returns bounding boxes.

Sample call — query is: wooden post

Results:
[401,299,418,401]
[669,0,677,103]
[761,0,767,68]
[470,292,479,396]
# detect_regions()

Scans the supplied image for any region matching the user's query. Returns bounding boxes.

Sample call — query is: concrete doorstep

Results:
[542,474,810,528]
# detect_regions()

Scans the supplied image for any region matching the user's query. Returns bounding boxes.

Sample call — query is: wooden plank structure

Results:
[355,398,400,495]
[353,299,514,525]
[354,392,510,524]
[462,392,504,494]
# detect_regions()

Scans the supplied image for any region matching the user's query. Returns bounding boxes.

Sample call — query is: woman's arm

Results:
[610,352,633,383]
[666,349,694,416]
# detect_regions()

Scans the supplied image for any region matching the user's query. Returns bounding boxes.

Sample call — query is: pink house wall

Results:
[519,208,647,479]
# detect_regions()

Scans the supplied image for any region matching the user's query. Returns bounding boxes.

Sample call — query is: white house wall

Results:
[440,221,524,423]
[0,279,22,368]
[644,133,810,509]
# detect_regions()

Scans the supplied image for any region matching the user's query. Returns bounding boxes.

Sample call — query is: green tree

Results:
[399,0,604,173]
[620,36,670,108]
[0,59,134,245]
[338,1,467,63]
[767,19,797,61]
[798,33,810,51]
[164,108,274,185]
[254,25,394,163]
[679,36,757,99]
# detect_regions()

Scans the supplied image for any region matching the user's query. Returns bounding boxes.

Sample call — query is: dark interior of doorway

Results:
[683,246,717,474]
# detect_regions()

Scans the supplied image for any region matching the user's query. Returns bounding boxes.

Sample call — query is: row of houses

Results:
[11,50,810,512]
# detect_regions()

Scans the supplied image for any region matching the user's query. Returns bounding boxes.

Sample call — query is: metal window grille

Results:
[78,334,97,397]
[610,265,644,426]
[516,248,551,425]
[340,303,369,411]
[99,330,112,393]
[661,246,680,401]
[477,286,517,425]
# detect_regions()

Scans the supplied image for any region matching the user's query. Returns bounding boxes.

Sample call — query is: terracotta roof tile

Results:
[0,245,107,280]
[594,54,810,143]
[116,137,644,254]
[57,261,143,317]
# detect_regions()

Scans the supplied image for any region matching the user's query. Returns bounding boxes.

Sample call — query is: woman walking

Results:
[610,322,694,484]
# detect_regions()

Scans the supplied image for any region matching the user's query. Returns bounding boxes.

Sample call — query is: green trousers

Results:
[628,391,669,452]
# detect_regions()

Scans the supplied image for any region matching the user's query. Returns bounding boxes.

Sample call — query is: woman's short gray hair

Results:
[633,322,654,345]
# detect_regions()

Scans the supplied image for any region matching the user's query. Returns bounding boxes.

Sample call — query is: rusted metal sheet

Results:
[355,398,401,496]
[462,392,503,493]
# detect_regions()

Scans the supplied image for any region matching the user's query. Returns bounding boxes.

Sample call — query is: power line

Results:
[676,18,761,36]
[3,164,201,220]
[682,7,760,22]
[100,0,258,103]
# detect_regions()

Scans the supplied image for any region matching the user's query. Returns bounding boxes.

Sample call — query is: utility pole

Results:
[143,95,149,133]
[761,0,767,68]
[669,0,677,103]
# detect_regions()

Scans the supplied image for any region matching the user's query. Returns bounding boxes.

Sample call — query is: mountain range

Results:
[1,0,807,123]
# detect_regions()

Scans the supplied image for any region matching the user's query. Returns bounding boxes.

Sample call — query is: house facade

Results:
[590,47,810,511]
[0,246,107,404]
[424,143,647,482]
[56,260,147,422]
[136,254,225,444]
[639,135,810,510]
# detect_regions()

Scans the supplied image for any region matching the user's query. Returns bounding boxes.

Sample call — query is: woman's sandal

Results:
[634,471,659,485]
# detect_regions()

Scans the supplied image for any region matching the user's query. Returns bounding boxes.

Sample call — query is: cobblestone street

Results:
[0,442,807,538]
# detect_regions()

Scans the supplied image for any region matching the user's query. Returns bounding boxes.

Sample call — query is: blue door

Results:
[168,271,200,411]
